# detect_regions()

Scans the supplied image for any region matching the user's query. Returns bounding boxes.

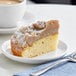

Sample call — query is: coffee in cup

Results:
[0,0,21,4]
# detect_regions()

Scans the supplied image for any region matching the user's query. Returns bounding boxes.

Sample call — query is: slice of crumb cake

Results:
[11,20,59,58]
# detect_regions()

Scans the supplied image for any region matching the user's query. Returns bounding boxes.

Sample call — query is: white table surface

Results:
[0,4,76,76]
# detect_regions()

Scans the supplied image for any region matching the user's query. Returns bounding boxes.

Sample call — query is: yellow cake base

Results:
[22,34,58,58]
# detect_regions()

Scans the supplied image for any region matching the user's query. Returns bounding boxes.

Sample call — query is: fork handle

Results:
[30,58,69,76]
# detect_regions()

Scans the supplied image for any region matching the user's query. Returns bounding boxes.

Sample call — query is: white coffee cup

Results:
[0,0,26,28]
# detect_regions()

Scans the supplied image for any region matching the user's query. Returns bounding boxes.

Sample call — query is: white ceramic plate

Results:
[1,40,67,64]
[0,11,35,34]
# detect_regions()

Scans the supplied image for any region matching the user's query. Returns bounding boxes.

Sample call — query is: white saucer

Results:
[0,27,17,34]
[0,11,35,34]
[1,40,68,64]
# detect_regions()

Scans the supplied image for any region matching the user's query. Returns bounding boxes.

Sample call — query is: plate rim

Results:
[1,40,68,63]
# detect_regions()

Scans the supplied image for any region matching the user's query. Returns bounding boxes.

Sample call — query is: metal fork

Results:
[30,51,76,76]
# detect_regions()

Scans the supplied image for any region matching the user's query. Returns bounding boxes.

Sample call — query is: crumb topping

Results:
[12,20,59,48]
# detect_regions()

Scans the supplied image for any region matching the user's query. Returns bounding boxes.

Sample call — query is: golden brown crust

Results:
[11,40,23,56]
